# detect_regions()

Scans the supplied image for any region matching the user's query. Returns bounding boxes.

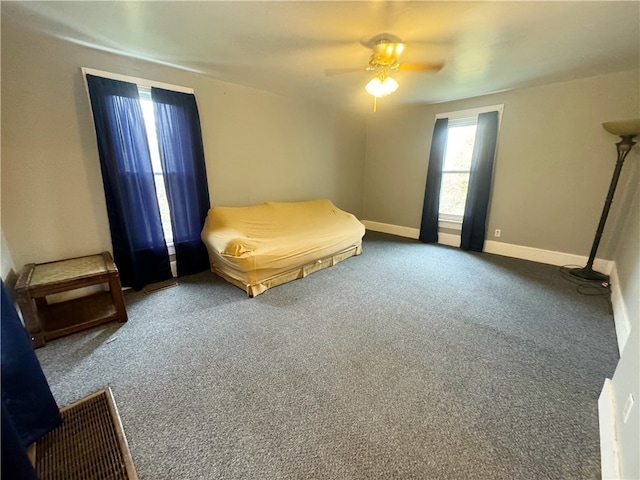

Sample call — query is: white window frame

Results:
[81,67,193,94]
[435,104,504,123]
[435,104,504,230]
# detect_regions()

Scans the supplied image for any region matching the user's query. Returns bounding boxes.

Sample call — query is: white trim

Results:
[169,257,178,278]
[363,220,615,272]
[609,263,631,354]
[362,220,420,239]
[439,220,462,231]
[599,379,621,480]
[436,104,504,120]
[438,213,463,231]
[484,240,614,273]
[81,67,194,94]
[437,232,460,247]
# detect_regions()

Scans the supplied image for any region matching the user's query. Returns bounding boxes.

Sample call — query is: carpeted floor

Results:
[36,231,619,479]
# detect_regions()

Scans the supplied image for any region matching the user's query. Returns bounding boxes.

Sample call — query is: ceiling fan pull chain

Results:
[373,96,377,113]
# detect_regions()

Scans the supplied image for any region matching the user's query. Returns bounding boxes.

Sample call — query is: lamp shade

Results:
[602,119,640,136]
[365,75,399,97]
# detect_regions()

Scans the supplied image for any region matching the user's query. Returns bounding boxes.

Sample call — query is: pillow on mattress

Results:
[222,237,258,257]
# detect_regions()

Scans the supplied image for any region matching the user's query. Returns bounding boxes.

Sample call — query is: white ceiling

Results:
[4,1,640,111]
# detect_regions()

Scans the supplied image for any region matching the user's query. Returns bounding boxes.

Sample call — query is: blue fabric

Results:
[1,283,61,479]
[86,75,172,290]
[2,403,39,480]
[460,111,499,252]
[152,87,211,276]
[419,118,449,243]
[2,402,39,480]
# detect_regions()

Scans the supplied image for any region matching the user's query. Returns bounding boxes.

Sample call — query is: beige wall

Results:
[205,87,366,210]
[1,22,366,270]
[1,230,17,282]
[363,69,639,257]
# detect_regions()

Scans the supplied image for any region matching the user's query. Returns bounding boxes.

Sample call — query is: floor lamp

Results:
[569,118,640,282]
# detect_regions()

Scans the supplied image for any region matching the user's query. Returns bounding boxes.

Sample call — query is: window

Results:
[83,69,194,251]
[138,87,174,249]
[436,105,503,230]
[439,117,477,226]
[83,68,211,289]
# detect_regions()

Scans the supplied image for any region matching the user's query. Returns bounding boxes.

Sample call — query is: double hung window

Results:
[439,116,477,227]
[138,86,174,250]
[420,105,501,251]
[436,106,503,230]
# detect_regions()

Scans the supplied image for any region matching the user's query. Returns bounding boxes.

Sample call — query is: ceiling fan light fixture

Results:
[365,74,399,98]
[375,39,405,58]
[389,42,404,57]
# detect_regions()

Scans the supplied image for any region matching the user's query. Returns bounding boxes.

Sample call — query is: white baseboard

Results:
[608,264,631,355]
[599,379,621,480]
[484,240,614,274]
[362,220,420,239]
[362,220,614,272]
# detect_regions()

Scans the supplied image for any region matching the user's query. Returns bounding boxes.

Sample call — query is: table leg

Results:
[16,291,46,348]
[109,276,128,323]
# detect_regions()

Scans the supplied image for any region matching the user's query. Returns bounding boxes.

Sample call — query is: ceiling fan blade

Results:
[398,62,445,73]
[325,67,365,76]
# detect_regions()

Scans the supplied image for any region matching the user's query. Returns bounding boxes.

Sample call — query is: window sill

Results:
[438,219,462,231]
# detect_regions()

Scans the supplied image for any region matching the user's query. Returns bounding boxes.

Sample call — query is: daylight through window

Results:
[439,117,477,225]
[138,87,174,247]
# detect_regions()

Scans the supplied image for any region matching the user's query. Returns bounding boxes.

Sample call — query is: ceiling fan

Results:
[327,34,445,111]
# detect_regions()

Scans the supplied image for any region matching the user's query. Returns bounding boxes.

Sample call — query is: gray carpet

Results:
[36,231,619,479]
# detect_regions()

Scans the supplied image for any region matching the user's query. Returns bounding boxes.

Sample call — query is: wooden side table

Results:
[15,252,128,348]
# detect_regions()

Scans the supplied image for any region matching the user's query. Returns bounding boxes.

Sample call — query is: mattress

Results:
[201,199,365,296]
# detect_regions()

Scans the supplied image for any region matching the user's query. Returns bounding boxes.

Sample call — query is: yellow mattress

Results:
[201,199,365,296]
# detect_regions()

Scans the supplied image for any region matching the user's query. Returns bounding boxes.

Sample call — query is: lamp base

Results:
[567,266,609,283]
